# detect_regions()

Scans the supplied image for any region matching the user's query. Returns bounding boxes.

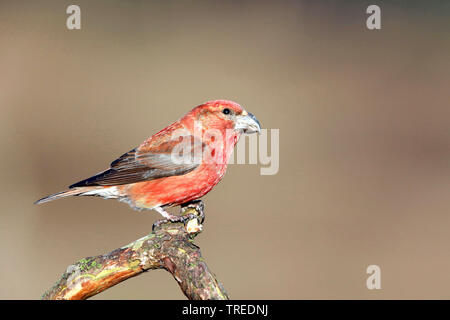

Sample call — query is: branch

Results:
[42,206,229,300]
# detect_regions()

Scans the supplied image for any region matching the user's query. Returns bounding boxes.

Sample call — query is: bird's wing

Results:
[69,133,204,188]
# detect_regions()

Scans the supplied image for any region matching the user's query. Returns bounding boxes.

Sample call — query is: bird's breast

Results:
[121,161,228,209]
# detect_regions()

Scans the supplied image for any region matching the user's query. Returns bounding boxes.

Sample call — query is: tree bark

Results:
[42,207,229,300]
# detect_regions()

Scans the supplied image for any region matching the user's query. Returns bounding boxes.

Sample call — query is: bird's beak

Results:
[235,111,261,134]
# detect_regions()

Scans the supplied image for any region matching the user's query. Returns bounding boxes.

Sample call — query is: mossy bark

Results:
[42,209,228,300]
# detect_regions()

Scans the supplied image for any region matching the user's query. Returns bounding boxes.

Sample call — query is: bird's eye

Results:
[222,108,231,115]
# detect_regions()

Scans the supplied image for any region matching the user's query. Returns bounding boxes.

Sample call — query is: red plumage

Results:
[35,100,261,218]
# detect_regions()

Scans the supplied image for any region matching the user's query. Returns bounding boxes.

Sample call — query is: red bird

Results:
[35,100,261,222]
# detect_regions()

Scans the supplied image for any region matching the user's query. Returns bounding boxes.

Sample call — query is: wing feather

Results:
[69,135,203,188]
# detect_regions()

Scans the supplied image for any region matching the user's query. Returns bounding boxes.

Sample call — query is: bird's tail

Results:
[34,187,92,205]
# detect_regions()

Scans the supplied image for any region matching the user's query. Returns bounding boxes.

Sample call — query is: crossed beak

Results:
[235,111,261,134]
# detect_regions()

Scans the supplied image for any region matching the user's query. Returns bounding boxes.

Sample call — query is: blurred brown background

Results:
[1,0,449,299]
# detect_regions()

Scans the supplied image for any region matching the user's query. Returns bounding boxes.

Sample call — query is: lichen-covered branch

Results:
[42,207,229,300]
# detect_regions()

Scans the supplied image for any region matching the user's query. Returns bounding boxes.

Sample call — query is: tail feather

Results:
[34,188,90,205]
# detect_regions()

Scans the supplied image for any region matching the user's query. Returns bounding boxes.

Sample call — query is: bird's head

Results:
[190,100,261,135]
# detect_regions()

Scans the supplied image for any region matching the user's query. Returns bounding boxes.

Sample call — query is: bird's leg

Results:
[152,207,181,230]
[153,206,179,221]
[151,205,198,231]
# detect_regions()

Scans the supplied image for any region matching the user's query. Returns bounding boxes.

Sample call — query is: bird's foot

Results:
[152,214,197,231]
[152,218,168,231]
[152,200,205,232]
[181,200,205,224]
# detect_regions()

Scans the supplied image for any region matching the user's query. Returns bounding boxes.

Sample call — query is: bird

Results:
[35,100,261,222]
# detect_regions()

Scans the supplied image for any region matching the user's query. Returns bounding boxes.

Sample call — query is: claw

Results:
[181,200,205,223]
[152,218,168,231]
[152,200,205,231]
